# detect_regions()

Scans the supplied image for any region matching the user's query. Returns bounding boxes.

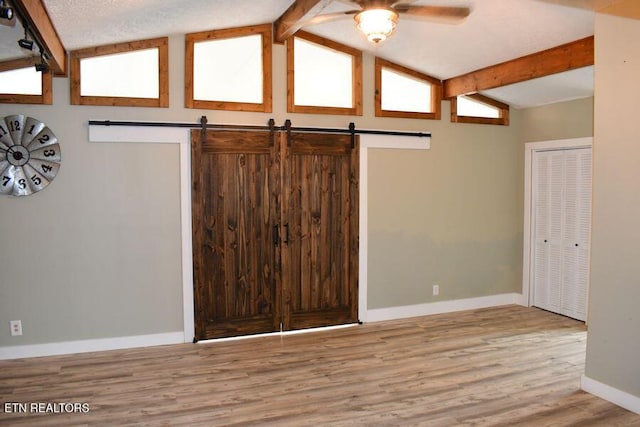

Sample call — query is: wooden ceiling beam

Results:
[273,0,332,43]
[443,36,594,99]
[11,0,67,75]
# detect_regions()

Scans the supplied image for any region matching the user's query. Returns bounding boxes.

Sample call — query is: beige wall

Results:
[585,9,640,398]
[0,34,524,347]
[521,97,593,142]
[367,105,523,308]
[0,82,185,345]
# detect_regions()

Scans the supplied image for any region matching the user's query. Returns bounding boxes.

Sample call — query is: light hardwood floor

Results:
[1,305,639,426]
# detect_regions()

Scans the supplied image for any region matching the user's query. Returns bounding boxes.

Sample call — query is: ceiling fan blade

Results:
[394,5,471,24]
[335,0,365,9]
[392,0,417,6]
[346,0,404,8]
[303,10,359,26]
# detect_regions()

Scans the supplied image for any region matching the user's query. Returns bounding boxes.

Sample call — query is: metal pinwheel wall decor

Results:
[0,114,61,197]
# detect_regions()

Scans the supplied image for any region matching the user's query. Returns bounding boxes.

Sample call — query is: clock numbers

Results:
[2,175,10,187]
[17,178,26,189]
[42,164,53,174]
[0,125,7,137]
[31,174,42,186]
[28,125,36,135]
[38,134,50,144]
[8,120,21,132]
[44,149,56,157]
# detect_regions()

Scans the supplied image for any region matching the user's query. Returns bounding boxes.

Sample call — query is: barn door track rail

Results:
[88,116,432,142]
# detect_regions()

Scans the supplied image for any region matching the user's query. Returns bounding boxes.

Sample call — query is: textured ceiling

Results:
[483,66,594,109]
[1,0,597,108]
[0,18,26,61]
[42,0,293,49]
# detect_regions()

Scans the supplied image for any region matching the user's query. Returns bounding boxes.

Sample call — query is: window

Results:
[288,31,362,116]
[375,57,441,120]
[0,58,52,105]
[450,94,509,125]
[186,24,272,112]
[70,37,168,107]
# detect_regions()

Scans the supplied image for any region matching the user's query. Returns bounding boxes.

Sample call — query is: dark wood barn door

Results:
[281,132,359,330]
[191,130,282,340]
[192,129,358,340]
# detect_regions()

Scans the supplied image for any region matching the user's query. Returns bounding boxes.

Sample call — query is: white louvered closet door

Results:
[532,148,592,321]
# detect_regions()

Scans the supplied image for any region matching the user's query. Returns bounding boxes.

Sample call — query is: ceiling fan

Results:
[305,0,471,43]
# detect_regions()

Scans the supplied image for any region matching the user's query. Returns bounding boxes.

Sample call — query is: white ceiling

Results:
[1,0,597,109]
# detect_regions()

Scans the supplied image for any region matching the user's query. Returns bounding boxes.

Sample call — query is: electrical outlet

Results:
[10,320,22,336]
[433,284,439,296]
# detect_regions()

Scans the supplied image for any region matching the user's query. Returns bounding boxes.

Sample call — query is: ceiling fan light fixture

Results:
[355,8,398,44]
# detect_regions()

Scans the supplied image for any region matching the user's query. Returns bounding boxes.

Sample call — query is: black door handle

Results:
[273,225,280,246]
[284,223,290,244]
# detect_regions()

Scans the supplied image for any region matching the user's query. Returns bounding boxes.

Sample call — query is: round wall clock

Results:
[0,114,61,196]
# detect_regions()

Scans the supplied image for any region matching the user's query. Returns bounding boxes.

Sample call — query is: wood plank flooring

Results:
[1,305,639,426]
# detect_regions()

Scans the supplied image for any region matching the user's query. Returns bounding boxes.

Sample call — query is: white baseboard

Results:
[366,293,522,322]
[0,332,185,360]
[581,375,640,415]
[513,293,526,306]
[0,293,525,360]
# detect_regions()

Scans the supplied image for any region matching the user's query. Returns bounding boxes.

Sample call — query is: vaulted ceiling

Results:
[0,0,619,109]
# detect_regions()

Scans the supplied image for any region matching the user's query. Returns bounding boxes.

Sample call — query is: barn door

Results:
[281,132,359,330]
[192,128,359,340]
[191,130,281,340]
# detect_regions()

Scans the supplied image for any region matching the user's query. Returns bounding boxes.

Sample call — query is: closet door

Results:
[280,132,359,330]
[560,148,591,320]
[192,130,281,340]
[533,150,564,314]
[531,148,591,321]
